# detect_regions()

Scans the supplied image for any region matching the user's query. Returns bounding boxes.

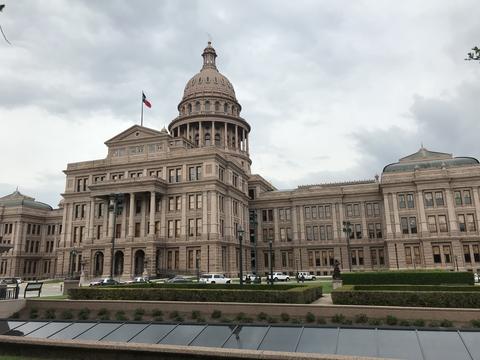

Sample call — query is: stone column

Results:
[199,121,203,147]
[202,191,209,237]
[224,122,228,149]
[292,206,298,242]
[235,125,238,150]
[212,121,215,145]
[383,195,393,236]
[225,196,232,241]
[338,202,345,238]
[107,199,114,238]
[149,192,156,235]
[472,188,480,232]
[299,205,305,242]
[181,194,187,237]
[332,203,338,240]
[88,200,95,241]
[186,123,190,141]
[102,200,108,238]
[246,133,249,154]
[391,194,401,235]
[445,189,459,232]
[210,191,218,235]
[242,128,245,151]
[417,192,428,234]
[129,193,135,237]
[160,195,167,237]
[273,208,280,242]
[360,202,368,239]
[121,198,127,238]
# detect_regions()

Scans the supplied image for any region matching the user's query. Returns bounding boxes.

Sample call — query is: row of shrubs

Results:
[113,283,300,290]
[341,271,474,285]
[69,284,322,304]
[352,285,480,292]
[332,288,480,308]
[16,308,478,329]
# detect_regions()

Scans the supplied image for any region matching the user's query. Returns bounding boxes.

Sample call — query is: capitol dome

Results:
[182,42,237,102]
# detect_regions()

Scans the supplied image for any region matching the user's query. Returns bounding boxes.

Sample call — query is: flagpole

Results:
[141,91,144,127]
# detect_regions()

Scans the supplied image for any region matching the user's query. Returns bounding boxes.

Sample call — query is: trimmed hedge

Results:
[69,284,322,304]
[332,288,480,308]
[110,283,300,291]
[353,285,480,292]
[341,271,473,285]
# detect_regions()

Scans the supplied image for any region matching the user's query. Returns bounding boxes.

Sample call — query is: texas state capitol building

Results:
[1,42,480,281]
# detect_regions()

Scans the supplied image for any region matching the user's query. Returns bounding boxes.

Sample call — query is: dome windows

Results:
[195,102,200,112]
[215,101,220,111]
[205,133,211,146]
[224,103,228,113]
[205,101,211,112]
[188,104,192,114]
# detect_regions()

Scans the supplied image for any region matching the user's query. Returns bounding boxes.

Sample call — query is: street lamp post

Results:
[342,221,352,272]
[237,227,245,285]
[268,238,273,286]
[108,193,124,279]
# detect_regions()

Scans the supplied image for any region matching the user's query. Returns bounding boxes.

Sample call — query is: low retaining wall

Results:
[17,299,480,325]
[0,335,392,360]
[0,299,26,318]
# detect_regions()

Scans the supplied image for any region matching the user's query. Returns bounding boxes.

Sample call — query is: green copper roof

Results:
[0,190,52,210]
[383,147,479,173]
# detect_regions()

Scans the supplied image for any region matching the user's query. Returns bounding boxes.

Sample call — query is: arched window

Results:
[232,106,236,115]
[181,106,185,115]
[114,251,124,276]
[205,101,210,112]
[205,133,211,146]
[215,101,220,111]
[215,133,221,146]
[231,136,236,148]
[224,103,228,113]
[94,251,104,276]
[134,249,145,276]
[195,134,199,146]
[195,101,200,112]
[188,104,192,114]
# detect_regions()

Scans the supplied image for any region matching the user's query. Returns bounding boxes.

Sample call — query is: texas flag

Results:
[142,92,152,108]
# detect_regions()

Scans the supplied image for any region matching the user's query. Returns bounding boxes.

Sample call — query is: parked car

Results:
[0,277,21,285]
[125,276,150,284]
[89,278,120,286]
[267,272,290,282]
[475,273,479,283]
[199,274,231,284]
[166,276,192,283]
[297,272,316,281]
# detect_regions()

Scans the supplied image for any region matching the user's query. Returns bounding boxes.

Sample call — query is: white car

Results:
[199,274,231,284]
[268,272,290,282]
[298,272,316,281]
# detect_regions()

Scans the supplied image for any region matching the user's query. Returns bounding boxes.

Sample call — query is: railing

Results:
[0,284,19,300]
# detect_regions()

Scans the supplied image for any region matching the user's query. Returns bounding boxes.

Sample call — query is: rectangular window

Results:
[287,227,293,241]
[464,190,472,205]
[325,205,331,218]
[375,223,382,238]
[175,220,181,237]
[135,223,140,237]
[176,196,182,211]
[196,194,202,209]
[308,252,314,267]
[401,217,409,234]
[318,206,325,219]
[409,217,417,234]
[458,214,466,232]
[346,204,353,217]
[168,220,174,238]
[424,192,434,207]
[405,247,412,265]
[398,194,406,209]
[366,203,373,217]
[304,207,311,220]
[443,245,452,263]
[306,226,313,241]
[319,226,326,240]
[188,219,195,237]
[279,209,285,221]
[438,215,448,232]
[168,197,175,211]
[435,191,444,206]
[464,245,472,263]
[196,218,202,236]
[454,191,462,206]
[428,216,437,233]
[353,204,360,216]
[407,193,415,208]
[286,208,291,221]
[280,228,286,242]
[311,206,318,219]
[368,224,375,239]
[433,246,441,263]
[467,214,476,231]
[219,167,225,181]
[313,226,319,240]
[473,245,480,262]
[189,195,195,210]
[96,225,102,239]
[326,225,333,240]
[115,224,121,238]
[355,224,362,239]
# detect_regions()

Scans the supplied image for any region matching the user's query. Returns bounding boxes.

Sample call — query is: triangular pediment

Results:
[399,147,452,163]
[105,125,168,146]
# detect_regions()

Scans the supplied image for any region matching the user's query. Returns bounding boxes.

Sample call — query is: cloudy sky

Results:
[1,0,479,206]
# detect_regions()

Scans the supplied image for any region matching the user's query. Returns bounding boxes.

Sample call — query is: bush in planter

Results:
[280,313,290,322]
[399,320,411,326]
[115,310,127,321]
[386,315,398,326]
[413,319,425,327]
[60,309,73,320]
[354,314,368,324]
[257,312,268,321]
[29,308,38,320]
[169,311,180,320]
[440,319,453,328]
[44,309,56,320]
[211,310,222,319]
[97,308,110,321]
[368,318,382,326]
[152,309,163,322]
[78,308,90,320]
[305,312,315,323]
[470,319,480,328]
[191,310,201,320]
[134,308,145,321]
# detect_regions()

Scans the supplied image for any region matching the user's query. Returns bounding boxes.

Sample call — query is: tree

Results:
[465,46,480,62]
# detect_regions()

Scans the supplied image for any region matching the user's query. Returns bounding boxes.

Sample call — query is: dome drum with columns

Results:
[169,42,251,157]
